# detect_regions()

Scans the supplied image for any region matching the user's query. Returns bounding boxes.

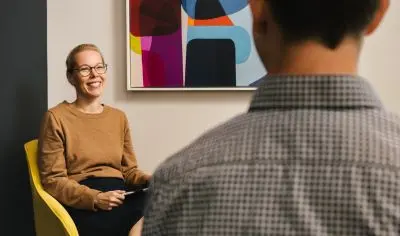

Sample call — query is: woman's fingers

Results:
[109,202,118,207]
[112,191,125,201]
[96,191,126,211]
[115,190,126,194]
[99,204,112,211]
[109,196,123,205]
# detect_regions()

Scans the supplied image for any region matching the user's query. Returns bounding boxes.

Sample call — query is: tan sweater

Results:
[38,101,147,211]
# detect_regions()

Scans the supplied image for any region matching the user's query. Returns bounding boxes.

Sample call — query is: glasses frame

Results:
[71,63,108,77]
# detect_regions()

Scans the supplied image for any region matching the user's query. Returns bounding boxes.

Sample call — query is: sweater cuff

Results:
[82,188,102,211]
[138,171,150,184]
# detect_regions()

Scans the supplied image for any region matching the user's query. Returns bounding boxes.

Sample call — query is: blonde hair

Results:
[65,43,105,78]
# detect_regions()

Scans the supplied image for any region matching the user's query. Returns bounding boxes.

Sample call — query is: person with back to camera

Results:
[142,0,400,235]
[38,43,150,236]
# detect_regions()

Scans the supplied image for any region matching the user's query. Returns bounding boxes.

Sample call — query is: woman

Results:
[38,43,150,236]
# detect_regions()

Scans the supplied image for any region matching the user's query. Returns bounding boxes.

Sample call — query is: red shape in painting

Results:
[130,0,181,37]
[142,51,166,87]
[192,15,234,26]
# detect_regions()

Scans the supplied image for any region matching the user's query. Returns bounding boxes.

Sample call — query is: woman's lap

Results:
[65,177,147,236]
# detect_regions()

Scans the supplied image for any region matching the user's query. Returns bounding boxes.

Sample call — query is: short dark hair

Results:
[268,0,380,49]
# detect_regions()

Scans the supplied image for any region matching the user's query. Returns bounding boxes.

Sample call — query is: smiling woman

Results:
[66,44,107,102]
[38,44,151,236]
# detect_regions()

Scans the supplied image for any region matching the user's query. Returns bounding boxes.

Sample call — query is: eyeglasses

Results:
[71,63,108,77]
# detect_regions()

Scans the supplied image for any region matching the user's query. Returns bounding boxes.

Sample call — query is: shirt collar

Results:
[249,74,383,111]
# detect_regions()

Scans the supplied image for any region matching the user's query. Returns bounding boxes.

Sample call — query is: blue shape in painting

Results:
[181,0,248,19]
[218,0,248,15]
[228,5,267,86]
[187,26,251,64]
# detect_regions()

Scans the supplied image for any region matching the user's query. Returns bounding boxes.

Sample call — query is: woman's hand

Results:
[144,174,152,181]
[94,190,125,211]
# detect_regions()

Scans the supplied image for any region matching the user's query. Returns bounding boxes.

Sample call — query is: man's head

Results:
[249,0,389,73]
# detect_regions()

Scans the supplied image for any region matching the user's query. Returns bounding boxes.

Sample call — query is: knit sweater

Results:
[38,101,147,211]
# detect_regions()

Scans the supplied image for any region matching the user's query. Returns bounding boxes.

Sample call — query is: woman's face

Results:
[70,50,107,99]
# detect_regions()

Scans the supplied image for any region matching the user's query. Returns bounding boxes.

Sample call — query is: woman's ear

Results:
[365,0,390,36]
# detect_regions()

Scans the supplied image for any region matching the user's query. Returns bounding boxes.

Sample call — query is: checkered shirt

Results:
[142,75,400,236]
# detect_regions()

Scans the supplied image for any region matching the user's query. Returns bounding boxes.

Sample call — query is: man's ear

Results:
[250,0,269,34]
[365,0,390,35]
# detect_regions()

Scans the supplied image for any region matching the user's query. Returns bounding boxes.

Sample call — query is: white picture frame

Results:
[125,0,265,91]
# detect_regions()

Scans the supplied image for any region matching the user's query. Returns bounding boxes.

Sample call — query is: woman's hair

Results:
[65,43,105,78]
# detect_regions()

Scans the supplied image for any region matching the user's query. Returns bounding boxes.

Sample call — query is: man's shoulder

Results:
[376,110,400,140]
[153,112,255,181]
[383,110,400,123]
[371,109,400,133]
[153,108,400,180]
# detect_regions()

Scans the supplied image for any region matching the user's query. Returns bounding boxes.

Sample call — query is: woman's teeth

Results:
[87,82,101,88]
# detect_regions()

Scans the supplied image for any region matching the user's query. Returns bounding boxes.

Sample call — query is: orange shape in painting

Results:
[188,15,233,26]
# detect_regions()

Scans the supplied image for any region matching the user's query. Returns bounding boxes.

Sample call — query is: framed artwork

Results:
[126,0,267,91]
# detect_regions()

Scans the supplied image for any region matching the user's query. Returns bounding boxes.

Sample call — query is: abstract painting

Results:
[126,0,267,90]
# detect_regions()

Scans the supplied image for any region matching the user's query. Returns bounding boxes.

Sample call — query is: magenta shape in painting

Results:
[142,51,166,87]
[141,37,152,51]
[140,28,183,87]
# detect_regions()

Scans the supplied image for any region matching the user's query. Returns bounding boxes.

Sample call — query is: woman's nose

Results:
[89,68,99,77]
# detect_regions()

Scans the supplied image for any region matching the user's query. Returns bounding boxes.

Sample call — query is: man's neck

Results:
[269,39,361,76]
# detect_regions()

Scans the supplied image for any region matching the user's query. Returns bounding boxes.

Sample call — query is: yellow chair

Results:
[24,139,79,236]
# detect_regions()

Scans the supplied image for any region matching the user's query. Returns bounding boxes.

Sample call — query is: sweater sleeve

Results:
[121,114,148,185]
[38,111,101,211]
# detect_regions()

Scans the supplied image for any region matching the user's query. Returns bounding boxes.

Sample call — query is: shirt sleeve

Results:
[38,111,101,211]
[142,165,183,236]
[121,113,148,185]
[141,174,168,236]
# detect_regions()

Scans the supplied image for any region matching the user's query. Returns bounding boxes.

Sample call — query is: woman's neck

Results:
[73,97,103,114]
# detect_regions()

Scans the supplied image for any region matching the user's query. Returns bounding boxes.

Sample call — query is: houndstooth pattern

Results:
[142,75,400,236]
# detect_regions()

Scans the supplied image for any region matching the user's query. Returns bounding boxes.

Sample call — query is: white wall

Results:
[359,0,400,111]
[48,0,400,172]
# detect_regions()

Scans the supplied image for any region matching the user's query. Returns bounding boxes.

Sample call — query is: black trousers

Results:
[65,177,147,236]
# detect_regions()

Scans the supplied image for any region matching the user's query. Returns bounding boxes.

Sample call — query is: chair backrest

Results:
[24,139,79,236]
